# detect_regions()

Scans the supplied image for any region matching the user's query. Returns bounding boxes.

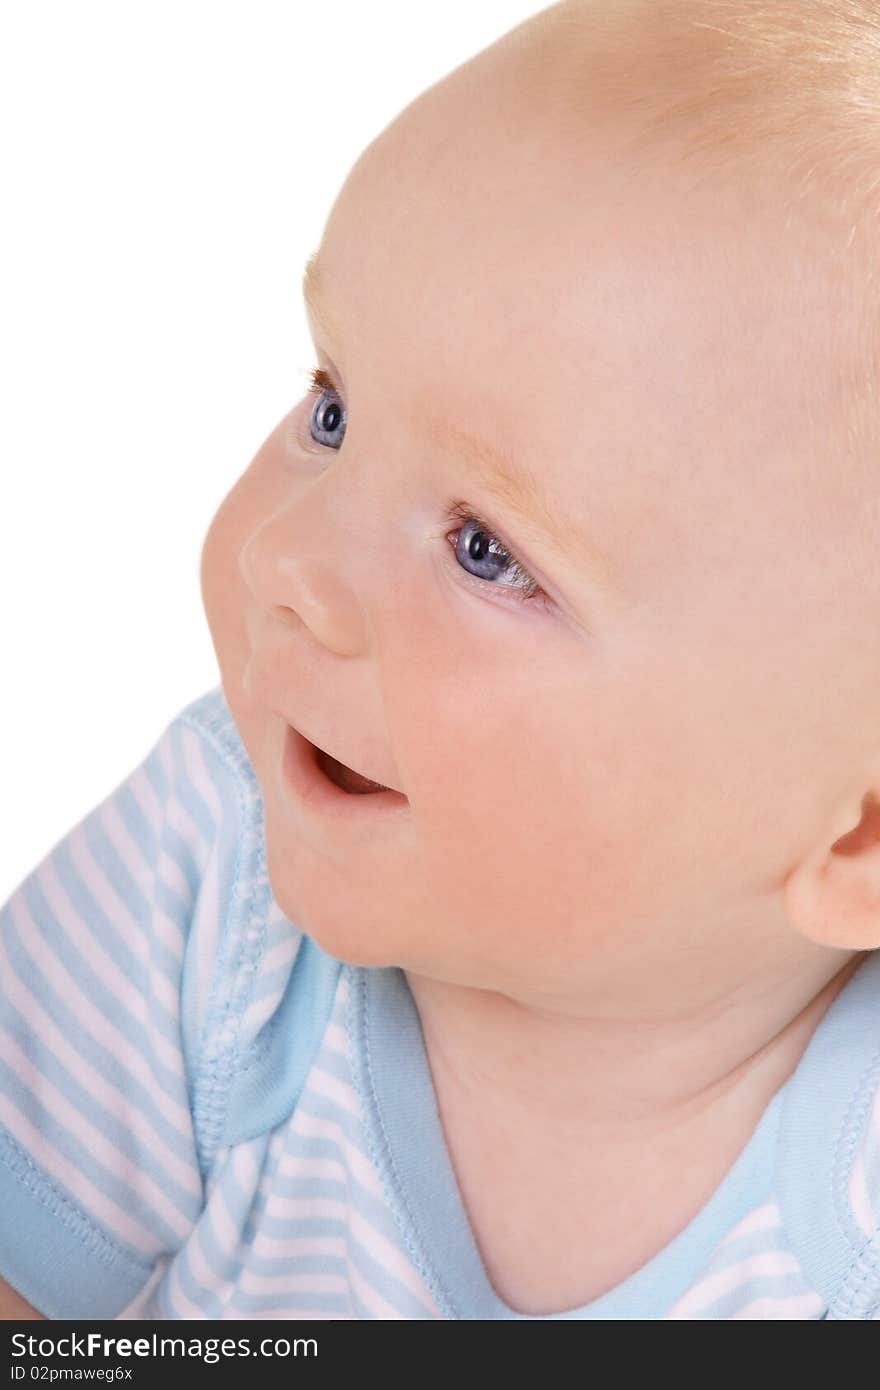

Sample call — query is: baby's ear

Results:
[784,786,880,950]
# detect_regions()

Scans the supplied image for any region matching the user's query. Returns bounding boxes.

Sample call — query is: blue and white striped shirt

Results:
[2,685,880,1319]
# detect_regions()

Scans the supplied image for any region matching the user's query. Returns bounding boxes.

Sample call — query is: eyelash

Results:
[302,364,550,610]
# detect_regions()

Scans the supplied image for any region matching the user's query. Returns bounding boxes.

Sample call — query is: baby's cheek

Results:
[410,710,617,961]
[407,679,715,998]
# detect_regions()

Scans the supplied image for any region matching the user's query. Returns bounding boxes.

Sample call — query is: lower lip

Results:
[281,723,410,821]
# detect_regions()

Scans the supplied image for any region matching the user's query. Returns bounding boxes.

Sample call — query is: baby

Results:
[3,0,880,1320]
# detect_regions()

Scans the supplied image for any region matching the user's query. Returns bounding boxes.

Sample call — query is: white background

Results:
[0,1,546,902]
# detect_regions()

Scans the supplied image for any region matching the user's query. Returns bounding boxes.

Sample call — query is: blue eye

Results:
[446,502,548,608]
[306,366,346,449]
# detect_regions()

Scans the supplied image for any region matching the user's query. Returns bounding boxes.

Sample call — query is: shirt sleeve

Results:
[0,691,246,1318]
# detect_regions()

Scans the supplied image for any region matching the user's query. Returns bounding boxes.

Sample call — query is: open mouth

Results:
[314,746,393,795]
[281,721,409,815]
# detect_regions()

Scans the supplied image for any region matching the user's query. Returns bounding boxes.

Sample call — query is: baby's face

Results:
[201,21,872,1013]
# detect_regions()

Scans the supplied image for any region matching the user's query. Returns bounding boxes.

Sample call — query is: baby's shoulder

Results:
[0,684,343,1316]
[773,950,880,1317]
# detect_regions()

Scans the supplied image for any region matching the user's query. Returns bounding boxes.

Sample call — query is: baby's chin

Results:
[261,818,406,969]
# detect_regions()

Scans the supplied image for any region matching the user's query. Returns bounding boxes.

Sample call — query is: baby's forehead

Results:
[331,0,874,374]
[331,225,816,565]
[330,41,848,359]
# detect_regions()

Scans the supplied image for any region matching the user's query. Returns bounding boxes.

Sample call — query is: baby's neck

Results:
[406,951,862,1131]
[403,951,864,1314]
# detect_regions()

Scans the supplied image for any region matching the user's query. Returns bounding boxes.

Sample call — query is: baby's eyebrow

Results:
[302,253,341,344]
[437,420,619,591]
[301,253,619,594]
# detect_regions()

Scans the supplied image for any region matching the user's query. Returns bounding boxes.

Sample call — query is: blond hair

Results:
[540,0,879,222]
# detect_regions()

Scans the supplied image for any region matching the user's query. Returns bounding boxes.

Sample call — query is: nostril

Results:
[831,793,880,857]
